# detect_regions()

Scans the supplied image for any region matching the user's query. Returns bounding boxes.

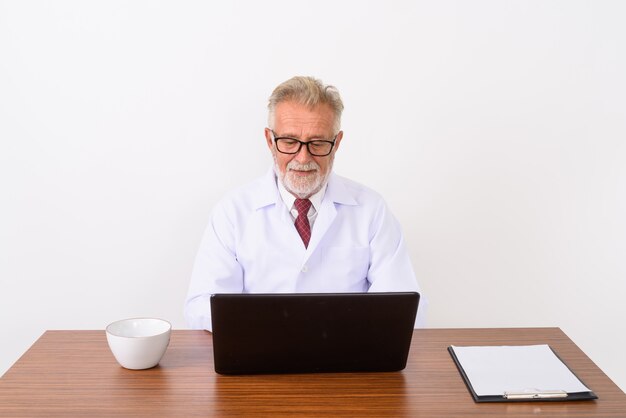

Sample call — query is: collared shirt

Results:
[275,174,326,229]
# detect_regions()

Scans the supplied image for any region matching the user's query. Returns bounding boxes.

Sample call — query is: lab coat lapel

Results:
[305,194,336,258]
[252,168,282,210]
[255,168,311,253]
[304,173,358,261]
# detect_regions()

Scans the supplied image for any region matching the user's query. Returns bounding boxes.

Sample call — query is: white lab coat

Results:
[184,168,426,330]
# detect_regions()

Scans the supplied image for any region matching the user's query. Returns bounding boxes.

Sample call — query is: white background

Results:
[1,1,624,391]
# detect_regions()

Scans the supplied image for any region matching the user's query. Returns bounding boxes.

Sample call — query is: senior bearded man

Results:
[185,76,426,330]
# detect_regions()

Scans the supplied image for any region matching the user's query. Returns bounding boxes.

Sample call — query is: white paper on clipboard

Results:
[450,344,590,397]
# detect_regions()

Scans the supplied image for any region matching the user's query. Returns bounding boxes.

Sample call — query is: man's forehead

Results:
[274,101,336,134]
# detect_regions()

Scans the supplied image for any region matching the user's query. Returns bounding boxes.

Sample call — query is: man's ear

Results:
[333,131,344,152]
[264,128,274,150]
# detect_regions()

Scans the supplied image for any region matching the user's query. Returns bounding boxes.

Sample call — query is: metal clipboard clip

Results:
[504,389,568,400]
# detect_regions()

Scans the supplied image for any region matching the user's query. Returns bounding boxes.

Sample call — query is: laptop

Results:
[210,292,419,375]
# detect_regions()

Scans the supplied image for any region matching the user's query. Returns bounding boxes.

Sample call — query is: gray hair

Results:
[267,76,344,134]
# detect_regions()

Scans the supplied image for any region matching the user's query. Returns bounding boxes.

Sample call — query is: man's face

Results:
[265,101,343,199]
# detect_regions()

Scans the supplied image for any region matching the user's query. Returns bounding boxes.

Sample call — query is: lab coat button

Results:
[302,265,308,273]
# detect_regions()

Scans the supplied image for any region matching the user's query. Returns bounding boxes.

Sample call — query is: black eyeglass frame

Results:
[269,130,337,157]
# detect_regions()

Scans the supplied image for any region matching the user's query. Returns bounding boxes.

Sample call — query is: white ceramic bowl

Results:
[106,318,171,370]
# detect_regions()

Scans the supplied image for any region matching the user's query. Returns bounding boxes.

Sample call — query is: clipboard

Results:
[448,345,598,403]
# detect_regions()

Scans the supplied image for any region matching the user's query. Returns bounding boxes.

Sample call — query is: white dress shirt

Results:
[184,168,426,330]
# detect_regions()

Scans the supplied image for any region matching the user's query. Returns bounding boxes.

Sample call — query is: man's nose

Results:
[294,143,313,163]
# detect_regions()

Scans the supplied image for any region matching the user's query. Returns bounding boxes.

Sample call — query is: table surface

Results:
[1,328,625,417]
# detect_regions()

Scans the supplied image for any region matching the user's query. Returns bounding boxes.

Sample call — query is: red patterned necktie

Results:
[294,199,312,248]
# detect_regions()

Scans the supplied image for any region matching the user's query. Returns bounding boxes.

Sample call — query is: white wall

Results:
[1,1,624,391]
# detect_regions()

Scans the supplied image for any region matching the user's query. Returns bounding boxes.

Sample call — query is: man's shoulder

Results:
[227,172,271,197]
[213,171,276,214]
[329,173,386,206]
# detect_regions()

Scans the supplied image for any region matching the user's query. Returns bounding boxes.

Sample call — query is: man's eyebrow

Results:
[275,132,331,140]
[274,132,300,138]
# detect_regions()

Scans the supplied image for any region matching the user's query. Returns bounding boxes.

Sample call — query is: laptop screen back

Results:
[210,292,419,375]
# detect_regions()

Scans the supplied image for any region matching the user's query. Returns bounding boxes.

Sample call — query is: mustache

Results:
[287,161,320,171]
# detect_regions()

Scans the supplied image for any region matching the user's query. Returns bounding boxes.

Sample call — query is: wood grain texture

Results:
[1,328,624,417]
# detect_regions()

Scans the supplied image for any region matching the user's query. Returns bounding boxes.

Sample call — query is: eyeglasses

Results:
[270,130,337,157]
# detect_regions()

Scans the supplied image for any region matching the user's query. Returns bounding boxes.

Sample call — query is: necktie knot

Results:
[294,198,312,216]
[294,199,312,248]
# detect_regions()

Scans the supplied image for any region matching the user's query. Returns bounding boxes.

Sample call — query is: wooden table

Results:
[1,328,624,417]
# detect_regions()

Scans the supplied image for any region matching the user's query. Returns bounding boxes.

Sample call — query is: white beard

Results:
[274,154,334,199]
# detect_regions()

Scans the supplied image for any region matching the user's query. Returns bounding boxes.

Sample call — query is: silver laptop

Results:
[210,292,419,375]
